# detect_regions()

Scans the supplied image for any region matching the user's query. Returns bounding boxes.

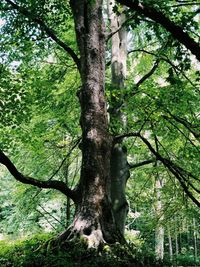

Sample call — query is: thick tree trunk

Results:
[108,0,129,235]
[65,0,117,247]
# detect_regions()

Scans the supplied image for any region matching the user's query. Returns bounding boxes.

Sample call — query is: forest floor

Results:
[0,233,199,267]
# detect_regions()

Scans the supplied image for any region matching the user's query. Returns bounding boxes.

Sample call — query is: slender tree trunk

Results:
[63,160,71,227]
[59,0,118,247]
[193,218,198,264]
[154,177,164,260]
[107,0,129,235]
[175,228,179,257]
[186,222,190,251]
[167,226,173,262]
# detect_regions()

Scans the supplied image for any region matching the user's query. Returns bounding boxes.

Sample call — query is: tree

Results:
[108,0,129,236]
[0,0,199,249]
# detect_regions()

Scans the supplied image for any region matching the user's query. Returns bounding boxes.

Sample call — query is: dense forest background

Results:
[0,0,199,266]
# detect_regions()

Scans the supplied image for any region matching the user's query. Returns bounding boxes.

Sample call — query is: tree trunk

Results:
[193,218,198,264]
[154,177,164,260]
[175,227,179,257]
[108,0,129,235]
[167,226,173,262]
[63,160,71,227]
[110,144,129,235]
[62,0,118,247]
[155,226,164,260]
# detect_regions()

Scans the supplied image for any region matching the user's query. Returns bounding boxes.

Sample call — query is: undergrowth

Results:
[0,233,184,267]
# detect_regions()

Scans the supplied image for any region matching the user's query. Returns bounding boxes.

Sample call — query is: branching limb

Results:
[117,0,200,61]
[128,49,197,89]
[0,150,77,202]
[106,14,135,42]
[30,137,82,200]
[137,134,200,207]
[4,0,81,72]
[48,137,82,181]
[171,3,200,7]
[113,132,140,144]
[129,158,155,169]
[162,116,199,150]
[136,60,160,88]
[165,112,200,140]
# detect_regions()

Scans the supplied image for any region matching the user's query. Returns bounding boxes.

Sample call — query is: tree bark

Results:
[108,0,129,235]
[110,144,129,235]
[65,0,117,247]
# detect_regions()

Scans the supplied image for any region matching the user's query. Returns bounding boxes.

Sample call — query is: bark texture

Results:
[108,0,129,235]
[110,144,129,234]
[68,0,117,247]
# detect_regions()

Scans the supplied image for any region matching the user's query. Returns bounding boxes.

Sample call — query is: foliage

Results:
[0,0,199,265]
[175,254,200,267]
[0,233,171,267]
[2,233,199,266]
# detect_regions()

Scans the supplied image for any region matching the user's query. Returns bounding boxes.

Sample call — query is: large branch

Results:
[0,150,76,201]
[117,0,200,62]
[4,0,81,72]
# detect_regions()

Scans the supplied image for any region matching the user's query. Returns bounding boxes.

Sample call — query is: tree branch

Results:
[113,132,140,144]
[136,59,160,87]
[106,14,135,42]
[171,3,200,7]
[166,112,200,140]
[137,134,200,207]
[117,0,200,61]
[162,115,199,150]
[4,0,81,72]
[30,137,81,200]
[128,49,197,89]
[129,158,155,169]
[0,150,76,202]
[48,137,82,181]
